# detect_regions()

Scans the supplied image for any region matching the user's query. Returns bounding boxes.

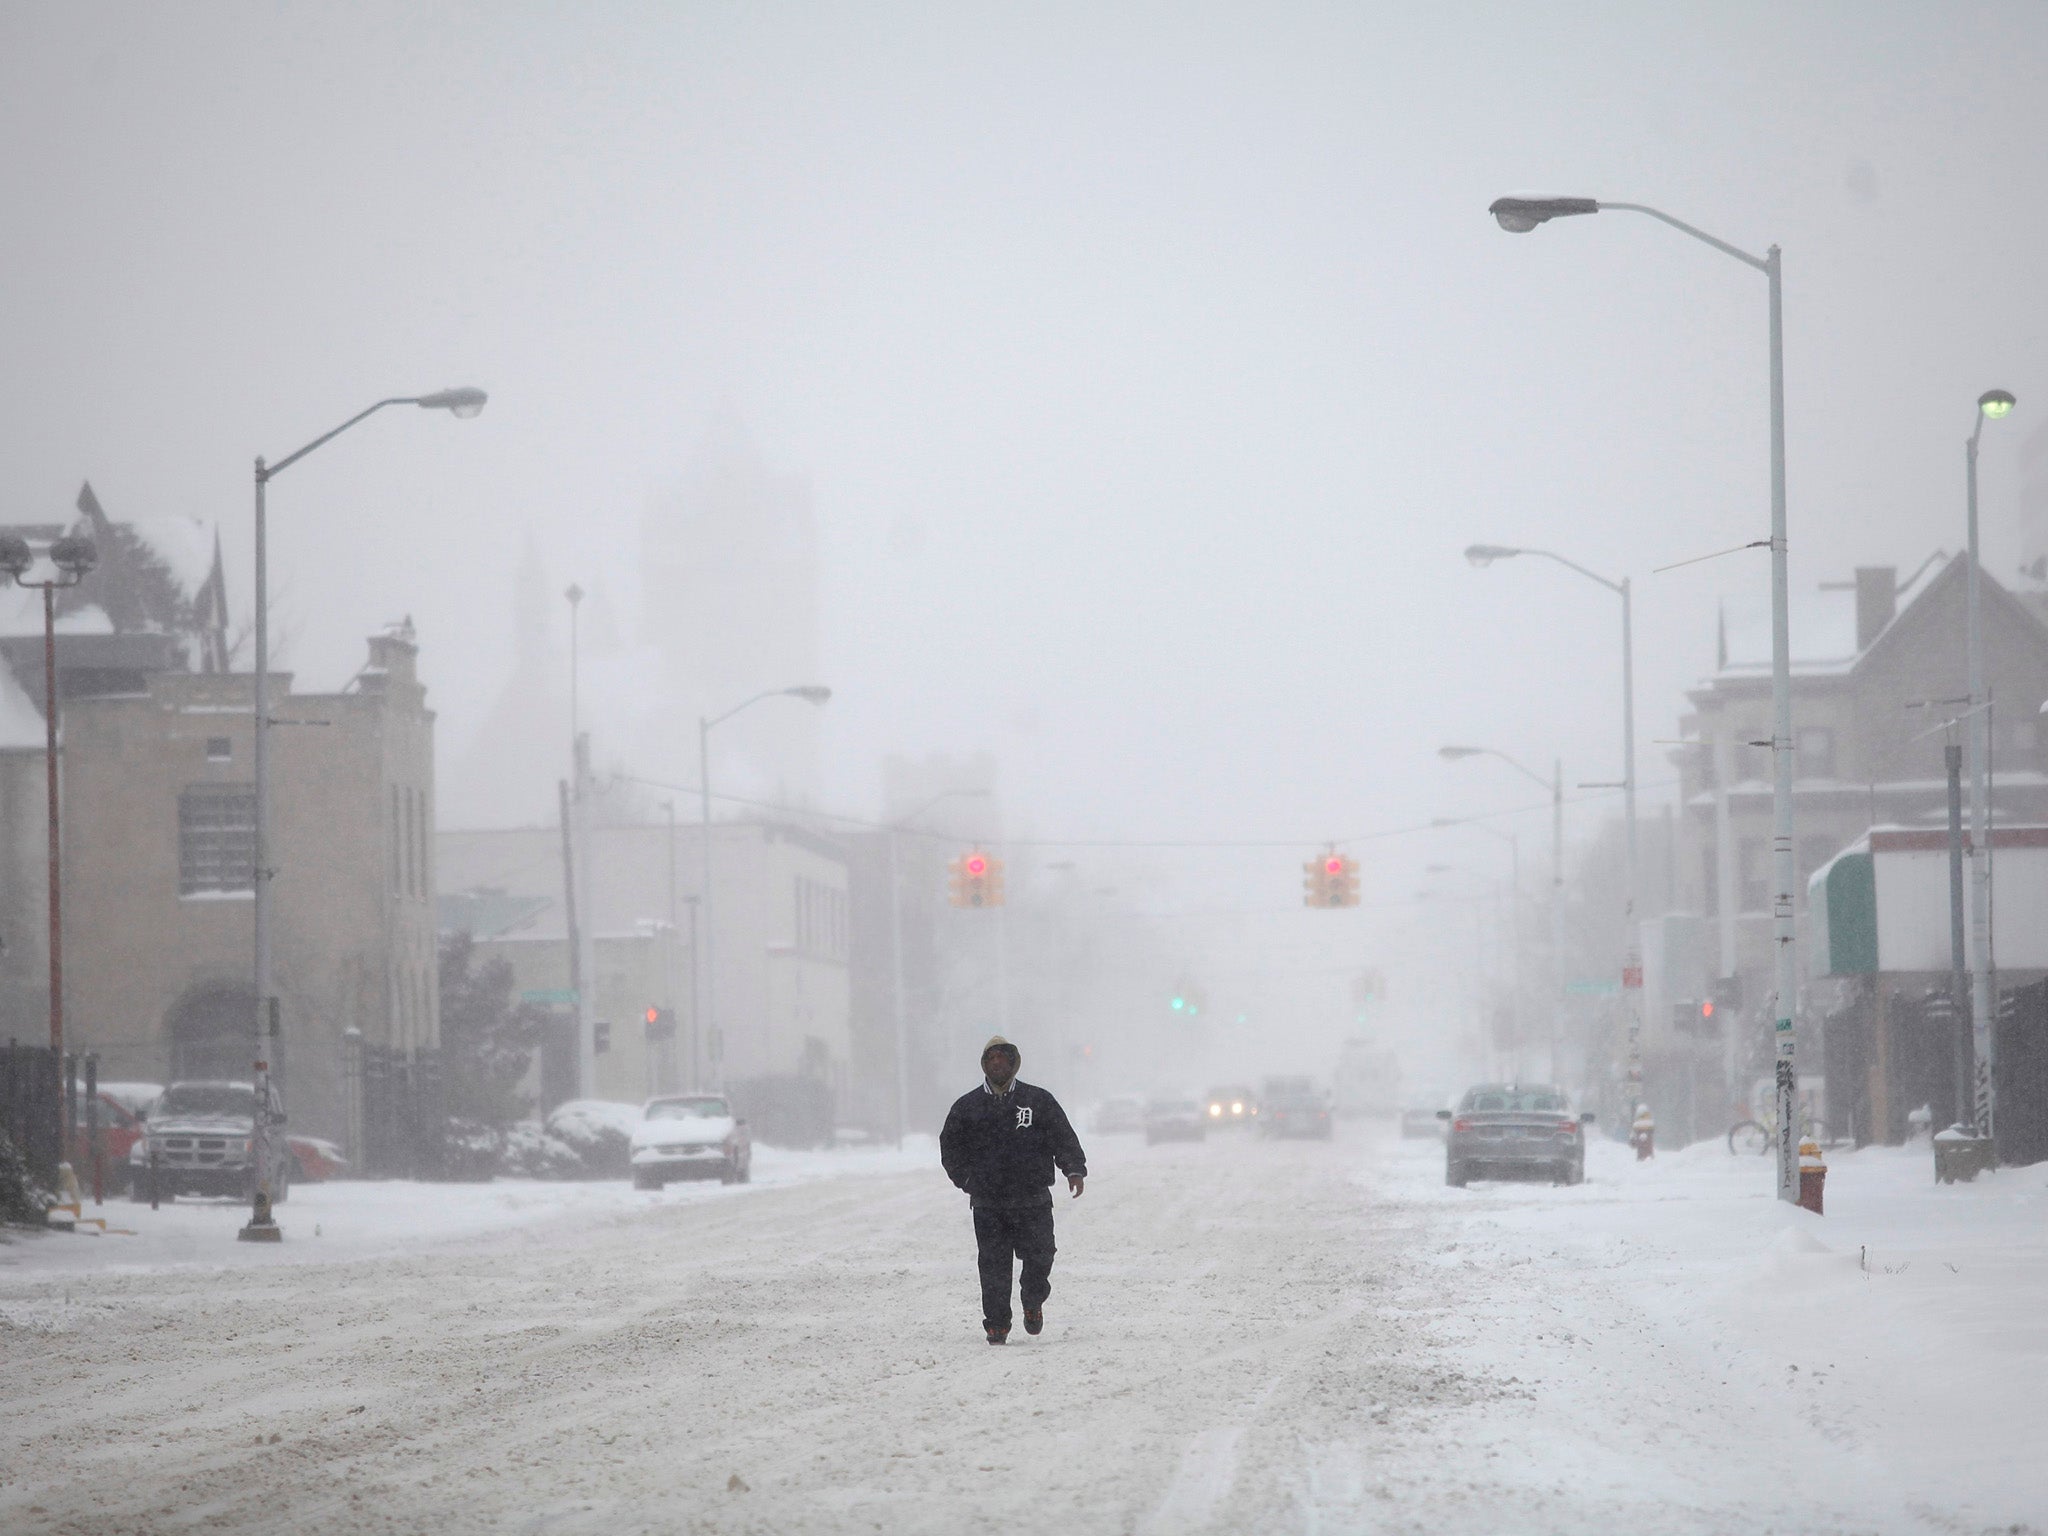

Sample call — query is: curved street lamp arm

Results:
[703,689,786,734]
[263,397,418,481]
[1477,748,1552,794]
[1519,546,1626,598]
[1598,203,1770,273]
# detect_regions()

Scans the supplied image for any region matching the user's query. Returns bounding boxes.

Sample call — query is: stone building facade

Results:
[57,627,437,1145]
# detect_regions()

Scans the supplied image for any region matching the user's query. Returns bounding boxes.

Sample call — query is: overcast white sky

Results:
[3,2,2044,925]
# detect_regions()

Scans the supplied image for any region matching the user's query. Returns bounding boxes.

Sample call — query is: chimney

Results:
[1854,567,1896,651]
[360,619,419,696]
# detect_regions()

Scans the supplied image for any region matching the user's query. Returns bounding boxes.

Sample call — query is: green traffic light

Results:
[1170,996,1186,1011]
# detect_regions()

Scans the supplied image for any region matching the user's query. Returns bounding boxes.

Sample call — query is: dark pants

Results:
[972,1204,1056,1330]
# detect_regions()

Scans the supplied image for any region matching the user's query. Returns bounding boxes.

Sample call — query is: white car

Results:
[629,1094,752,1189]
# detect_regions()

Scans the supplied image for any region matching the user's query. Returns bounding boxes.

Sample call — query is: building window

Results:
[403,786,418,899]
[179,784,257,895]
[1795,726,1835,779]
[416,790,430,900]
[205,736,232,762]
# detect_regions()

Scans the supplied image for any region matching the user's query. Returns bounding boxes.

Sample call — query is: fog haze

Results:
[4,1,2045,916]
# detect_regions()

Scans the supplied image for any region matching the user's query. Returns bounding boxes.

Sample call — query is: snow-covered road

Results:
[3,1124,2044,1534]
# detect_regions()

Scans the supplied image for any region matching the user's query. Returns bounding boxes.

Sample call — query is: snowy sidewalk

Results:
[0,1136,940,1284]
[1367,1131,2048,1532]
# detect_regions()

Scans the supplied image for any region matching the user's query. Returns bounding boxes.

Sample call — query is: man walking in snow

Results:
[939,1035,1088,1345]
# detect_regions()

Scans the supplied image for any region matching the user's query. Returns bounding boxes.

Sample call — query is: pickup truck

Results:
[129,1079,294,1203]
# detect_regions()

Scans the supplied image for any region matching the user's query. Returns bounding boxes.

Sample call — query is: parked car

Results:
[1400,1107,1447,1140]
[1091,1095,1145,1135]
[129,1079,293,1203]
[1440,1084,1594,1187]
[1261,1086,1333,1140]
[72,1089,152,1192]
[287,1135,349,1182]
[629,1093,751,1189]
[1143,1098,1207,1144]
[1204,1085,1259,1126]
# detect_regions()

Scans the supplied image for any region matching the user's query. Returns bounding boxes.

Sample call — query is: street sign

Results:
[1566,979,1619,996]
[521,988,579,1006]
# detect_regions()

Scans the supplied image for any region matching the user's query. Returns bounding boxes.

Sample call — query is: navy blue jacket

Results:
[940,1080,1087,1209]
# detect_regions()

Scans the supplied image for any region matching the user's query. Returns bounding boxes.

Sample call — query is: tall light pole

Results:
[698,685,830,1090]
[1441,744,1566,1080]
[244,386,486,1242]
[1488,192,1796,1201]
[1965,388,2017,1143]
[0,533,98,1160]
[1433,817,1524,1074]
[563,583,595,1097]
[1465,543,1639,1114]
[886,788,991,1147]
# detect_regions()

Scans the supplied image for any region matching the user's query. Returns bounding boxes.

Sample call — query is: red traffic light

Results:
[645,1006,659,1025]
[1700,1000,1715,1019]
[965,855,988,876]
[1324,856,1343,874]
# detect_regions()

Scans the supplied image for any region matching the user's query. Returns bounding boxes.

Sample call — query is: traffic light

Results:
[1328,854,1360,907]
[1673,999,1718,1038]
[950,849,1005,908]
[1303,847,1360,908]
[1168,978,1206,1018]
[644,1006,676,1042]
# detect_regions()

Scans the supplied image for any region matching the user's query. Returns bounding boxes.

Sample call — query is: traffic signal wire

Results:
[606,772,1672,853]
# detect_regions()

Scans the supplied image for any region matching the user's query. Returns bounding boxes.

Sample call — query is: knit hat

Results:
[981,1034,1020,1069]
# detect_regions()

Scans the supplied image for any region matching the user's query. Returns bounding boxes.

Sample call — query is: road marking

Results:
[1139,1426,1243,1534]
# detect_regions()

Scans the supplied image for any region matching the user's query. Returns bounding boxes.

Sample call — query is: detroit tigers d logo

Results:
[1016,1106,1034,1128]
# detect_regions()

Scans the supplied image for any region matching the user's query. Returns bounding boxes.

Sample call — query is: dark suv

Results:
[1439,1084,1593,1187]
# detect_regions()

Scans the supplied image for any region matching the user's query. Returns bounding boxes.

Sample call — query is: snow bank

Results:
[0,1135,940,1282]
[1371,1129,2048,1527]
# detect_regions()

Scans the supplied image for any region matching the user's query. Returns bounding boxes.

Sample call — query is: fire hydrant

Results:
[1630,1107,1656,1161]
[1798,1138,1826,1215]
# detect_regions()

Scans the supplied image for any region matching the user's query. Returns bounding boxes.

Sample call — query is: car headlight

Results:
[1231,1102,1244,1115]
[1208,1104,1221,1117]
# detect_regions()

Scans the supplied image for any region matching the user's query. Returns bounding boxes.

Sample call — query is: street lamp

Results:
[886,787,991,1146]
[1489,190,1797,1202]
[245,386,487,1243]
[697,686,831,1090]
[0,532,97,1160]
[1964,387,2018,1144]
[1441,745,1565,1079]
[1463,543,1639,1111]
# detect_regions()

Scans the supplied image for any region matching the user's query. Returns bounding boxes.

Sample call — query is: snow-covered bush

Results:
[497,1121,584,1180]
[0,1128,52,1225]
[543,1100,642,1178]
[439,1118,501,1182]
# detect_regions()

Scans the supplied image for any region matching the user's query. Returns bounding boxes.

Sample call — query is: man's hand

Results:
[1067,1175,1085,1198]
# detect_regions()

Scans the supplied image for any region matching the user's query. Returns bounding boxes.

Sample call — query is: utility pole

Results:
[558,777,584,1106]
[1946,739,1973,1130]
[1965,389,2017,1143]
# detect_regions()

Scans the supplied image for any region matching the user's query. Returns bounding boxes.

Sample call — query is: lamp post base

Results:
[238,1188,283,1242]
